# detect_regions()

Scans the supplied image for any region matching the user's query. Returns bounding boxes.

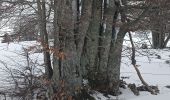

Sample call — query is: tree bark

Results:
[80,0,102,79]
[151,11,166,49]
[107,26,127,95]
[53,0,127,97]
[152,29,165,49]
[53,0,82,98]
[97,0,118,88]
[76,0,93,77]
[53,0,60,84]
[37,0,53,79]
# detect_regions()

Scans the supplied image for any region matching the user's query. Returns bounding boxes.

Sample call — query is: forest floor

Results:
[91,48,170,100]
[0,33,170,100]
[93,49,170,100]
[93,33,170,100]
[0,40,43,99]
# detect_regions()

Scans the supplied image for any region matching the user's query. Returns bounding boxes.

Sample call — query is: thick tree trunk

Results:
[53,0,82,98]
[52,0,126,98]
[75,0,93,78]
[96,0,118,89]
[80,0,102,79]
[107,27,126,95]
[81,0,104,86]
[81,0,126,95]
[52,0,94,99]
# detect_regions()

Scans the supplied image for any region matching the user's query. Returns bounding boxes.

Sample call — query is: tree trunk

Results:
[53,0,60,84]
[78,0,93,76]
[37,0,53,79]
[52,0,94,99]
[80,0,102,81]
[152,28,165,49]
[151,12,166,49]
[52,0,126,98]
[107,26,127,95]
[37,0,53,99]
[81,0,126,95]
[96,0,118,91]
[53,0,82,98]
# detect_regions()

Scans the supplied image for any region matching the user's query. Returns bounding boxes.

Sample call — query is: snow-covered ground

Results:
[92,33,170,100]
[0,41,43,92]
[0,32,170,100]
[91,48,170,100]
[119,48,170,100]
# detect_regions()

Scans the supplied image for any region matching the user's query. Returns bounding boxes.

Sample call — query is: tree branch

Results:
[128,31,158,95]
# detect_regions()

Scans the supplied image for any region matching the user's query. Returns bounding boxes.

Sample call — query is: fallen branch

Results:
[128,32,158,95]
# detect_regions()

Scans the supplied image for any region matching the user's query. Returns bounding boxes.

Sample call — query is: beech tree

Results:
[51,0,152,98]
[1,0,169,99]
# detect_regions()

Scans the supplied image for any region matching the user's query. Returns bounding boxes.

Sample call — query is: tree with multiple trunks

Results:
[0,0,170,99]
[51,0,153,99]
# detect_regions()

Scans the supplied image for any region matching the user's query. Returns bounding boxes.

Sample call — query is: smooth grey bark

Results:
[53,0,60,84]
[107,26,127,94]
[80,0,102,79]
[52,0,94,99]
[76,0,93,56]
[106,2,126,94]
[52,0,126,97]
[98,0,117,82]
[77,0,93,76]
[80,1,127,95]
[53,0,82,97]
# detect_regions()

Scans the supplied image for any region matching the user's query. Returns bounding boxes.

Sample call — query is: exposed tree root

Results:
[128,83,139,96]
